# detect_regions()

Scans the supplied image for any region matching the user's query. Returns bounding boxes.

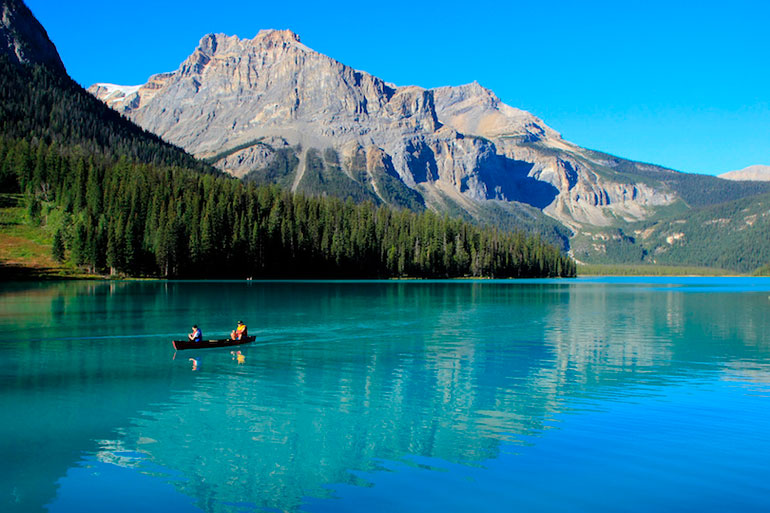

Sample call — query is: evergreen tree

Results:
[51,228,65,262]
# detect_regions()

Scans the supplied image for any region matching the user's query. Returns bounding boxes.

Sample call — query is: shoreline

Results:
[0,267,762,283]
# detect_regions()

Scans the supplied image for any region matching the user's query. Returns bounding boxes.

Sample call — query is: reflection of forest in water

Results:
[1,280,769,513]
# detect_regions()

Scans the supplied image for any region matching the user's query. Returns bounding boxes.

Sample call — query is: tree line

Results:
[1,136,576,278]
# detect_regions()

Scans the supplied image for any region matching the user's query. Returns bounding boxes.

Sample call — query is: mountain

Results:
[1,2,574,280]
[0,0,214,175]
[0,0,64,72]
[88,30,770,260]
[719,165,770,182]
[88,31,675,229]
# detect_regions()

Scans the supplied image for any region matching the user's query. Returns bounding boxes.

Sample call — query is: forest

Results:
[0,136,575,278]
[0,55,574,278]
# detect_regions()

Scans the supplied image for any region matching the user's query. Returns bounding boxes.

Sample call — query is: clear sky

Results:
[26,0,769,176]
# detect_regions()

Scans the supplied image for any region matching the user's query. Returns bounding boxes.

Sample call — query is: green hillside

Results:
[572,192,770,273]
[547,147,770,272]
[634,193,770,272]
[0,59,215,175]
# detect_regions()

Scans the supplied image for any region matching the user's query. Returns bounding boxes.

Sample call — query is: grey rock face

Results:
[719,165,770,182]
[89,29,677,231]
[1,0,65,72]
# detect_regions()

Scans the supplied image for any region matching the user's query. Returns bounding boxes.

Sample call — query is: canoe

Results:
[172,335,256,351]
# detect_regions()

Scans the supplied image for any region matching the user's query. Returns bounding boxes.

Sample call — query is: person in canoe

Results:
[231,320,248,340]
[188,325,202,343]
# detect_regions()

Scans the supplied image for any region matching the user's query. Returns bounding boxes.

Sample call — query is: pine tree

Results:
[52,228,65,262]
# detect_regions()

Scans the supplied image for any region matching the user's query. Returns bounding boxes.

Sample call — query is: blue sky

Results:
[27,0,769,175]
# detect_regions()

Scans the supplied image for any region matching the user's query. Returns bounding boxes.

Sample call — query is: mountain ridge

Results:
[11,23,756,272]
[90,29,706,236]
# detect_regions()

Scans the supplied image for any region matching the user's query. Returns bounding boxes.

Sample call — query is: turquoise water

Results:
[1,278,770,512]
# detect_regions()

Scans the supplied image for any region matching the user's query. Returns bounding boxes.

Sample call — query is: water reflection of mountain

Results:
[96,281,770,512]
[2,280,769,513]
[544,282,770,382]
[0,282,187,513]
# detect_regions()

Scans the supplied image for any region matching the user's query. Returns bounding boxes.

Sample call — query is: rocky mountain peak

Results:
[448,81,498,102]
[178,30,315,81]
[433,82,560,142]
[88,28,678,232]
[195,29,303,57]
[195,33,223,55]
[254,28,301,45]
[0,0,65,72]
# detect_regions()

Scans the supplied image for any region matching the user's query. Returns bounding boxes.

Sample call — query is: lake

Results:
[1,278,770,512]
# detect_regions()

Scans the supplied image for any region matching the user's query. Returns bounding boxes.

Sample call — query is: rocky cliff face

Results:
[0,0,65,72]
[89,30,679,232]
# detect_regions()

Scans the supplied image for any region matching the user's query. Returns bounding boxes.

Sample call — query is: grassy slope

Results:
[0,194,96,279]
[637,193,770,270]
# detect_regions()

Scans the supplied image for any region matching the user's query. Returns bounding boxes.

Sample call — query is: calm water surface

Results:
[1,278,770,512]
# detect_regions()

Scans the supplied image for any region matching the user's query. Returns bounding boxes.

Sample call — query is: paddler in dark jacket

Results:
[188,325,202,343]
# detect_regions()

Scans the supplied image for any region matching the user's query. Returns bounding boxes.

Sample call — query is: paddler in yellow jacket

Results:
[231,320,248,340]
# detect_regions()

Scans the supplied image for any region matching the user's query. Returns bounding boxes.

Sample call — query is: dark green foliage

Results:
[578,263,737,276]
[474,201,571,251]
[323,147,339,164]
[0,56,217,175]
[574,193,770,272]
[0,137,19,191]
[51,228,65,262]
[638,194,770,272]
[571,229,648,265]
[1,135,575,278]
[373,171,425,211]
[24,193,41,224]
[340,146,424,211]
[368,160,425,211]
